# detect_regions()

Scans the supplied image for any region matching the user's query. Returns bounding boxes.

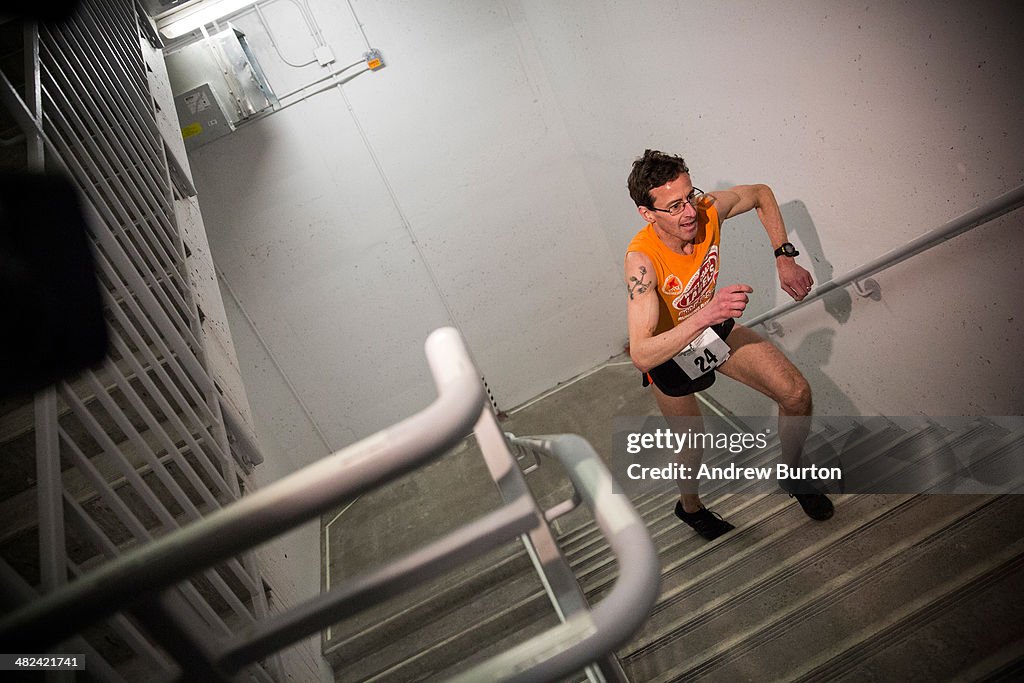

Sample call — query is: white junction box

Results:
[314,45,335,66]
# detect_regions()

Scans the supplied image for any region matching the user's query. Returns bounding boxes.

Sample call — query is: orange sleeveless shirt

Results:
[626,204,722,335]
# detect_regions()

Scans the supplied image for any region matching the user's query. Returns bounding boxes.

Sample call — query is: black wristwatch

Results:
[774,242,799,258]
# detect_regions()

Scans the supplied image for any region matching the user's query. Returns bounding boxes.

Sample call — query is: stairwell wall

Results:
[185,1,1022,480]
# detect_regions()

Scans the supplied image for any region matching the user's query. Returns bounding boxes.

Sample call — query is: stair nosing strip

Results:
[323,549,531,654]
[623,493,923,662]
[650,495,1012,683]
[354,592,552,682]
[790,544,1024,682]
[635,493,917,623]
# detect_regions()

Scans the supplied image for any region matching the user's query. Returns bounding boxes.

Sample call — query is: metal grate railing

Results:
[0,327,661,682]
[1,1,277,680]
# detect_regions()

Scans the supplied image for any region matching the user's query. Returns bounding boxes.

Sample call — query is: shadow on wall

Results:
[709,190,860,415]
[713,188,853,325]
[784,199,855,325]
[791,328,861,417]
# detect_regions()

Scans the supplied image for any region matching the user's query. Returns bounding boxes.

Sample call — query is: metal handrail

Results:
[507,431,584,521]
[744,183,1024,328]
[0,327,485,654]
[0,328,662,683]
[214,493,540,673]
[454,434,662,683]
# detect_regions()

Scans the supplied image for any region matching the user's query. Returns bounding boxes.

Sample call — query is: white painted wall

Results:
[514,0,1024,415]
[184,0,627,459]
[182,0,1023,482]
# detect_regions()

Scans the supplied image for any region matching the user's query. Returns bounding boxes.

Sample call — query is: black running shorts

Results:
[641,319,736,397]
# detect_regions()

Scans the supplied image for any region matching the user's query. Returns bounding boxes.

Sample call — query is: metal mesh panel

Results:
[0,1,275,679]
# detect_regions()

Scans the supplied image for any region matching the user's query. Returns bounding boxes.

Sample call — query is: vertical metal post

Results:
[27,19,73,682]
[34,389,64,591]
[473,409,591,617]
[23,21,43,165]
[25,17,65,590]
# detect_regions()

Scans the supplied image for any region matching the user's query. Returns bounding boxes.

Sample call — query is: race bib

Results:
[676,327,731,380]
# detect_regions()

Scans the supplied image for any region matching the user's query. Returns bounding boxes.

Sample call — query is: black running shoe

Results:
[674,501,735,540]
[781,486,834,521]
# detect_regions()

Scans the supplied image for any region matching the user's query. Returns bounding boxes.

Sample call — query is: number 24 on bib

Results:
[676,327,731,380]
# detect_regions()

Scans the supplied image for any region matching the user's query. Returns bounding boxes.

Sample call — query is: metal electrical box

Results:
[174,83,232,149]
[165,26,277,150]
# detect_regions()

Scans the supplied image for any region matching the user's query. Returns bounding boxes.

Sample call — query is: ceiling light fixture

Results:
[158,0,257,39]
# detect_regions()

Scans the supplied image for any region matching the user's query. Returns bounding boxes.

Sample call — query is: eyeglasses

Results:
[648,187,713,216]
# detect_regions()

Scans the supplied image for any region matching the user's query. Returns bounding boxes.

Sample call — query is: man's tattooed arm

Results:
[627,265,652,300]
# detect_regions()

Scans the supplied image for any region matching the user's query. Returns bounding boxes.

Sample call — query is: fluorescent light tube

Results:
[159,0,255,39]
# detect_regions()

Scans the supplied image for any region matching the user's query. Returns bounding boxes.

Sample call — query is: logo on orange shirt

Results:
[662,274,682,295]
[672,246,719,320]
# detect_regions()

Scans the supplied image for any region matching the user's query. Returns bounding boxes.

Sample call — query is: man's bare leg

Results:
[652,385,736,538]
[716,324,832,518]
[651,386,704,513]
[716,324,812,462]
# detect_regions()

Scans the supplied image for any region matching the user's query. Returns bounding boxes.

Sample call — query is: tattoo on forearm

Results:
[628,266,652,300]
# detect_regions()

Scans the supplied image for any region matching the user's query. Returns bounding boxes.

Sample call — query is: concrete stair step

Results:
[324,539,529,662]
[0,467,201,587]
[342,497,790,679]
[622,492,921,665]
[403,499,868,679]
[0,383,222,514]
[631,494,1024,682]
[557,482,674,556]
[962,430,1024,492]
[328,419,1021,681]
[343,423,911,679]
[569,423,888,596]
[793,547,1024,681]
[958,640,1024,682]
[363,583,559,682]
[423,608,579,683]
[4,485,255,600]
[558,421,858,555]
[329,479,807,679]
[577,491,784,603]
[327,543,539,679]
[2,450,256,621]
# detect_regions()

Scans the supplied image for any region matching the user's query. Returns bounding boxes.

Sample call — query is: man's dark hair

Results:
[627,149,690,208]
